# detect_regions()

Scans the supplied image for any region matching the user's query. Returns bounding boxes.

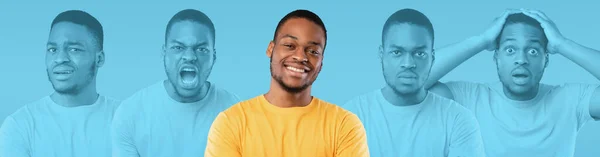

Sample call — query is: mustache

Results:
[52,63,76,70]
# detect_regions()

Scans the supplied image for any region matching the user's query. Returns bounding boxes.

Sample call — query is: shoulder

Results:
[340,90,380,113]
[210,83,242,106]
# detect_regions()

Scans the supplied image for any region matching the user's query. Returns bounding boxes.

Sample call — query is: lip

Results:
[179,64,198,72]
[397,72,417,78]
[283,63,311,72]
[511,68,531,77]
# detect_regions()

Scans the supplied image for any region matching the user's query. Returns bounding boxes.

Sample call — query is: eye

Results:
[527,48,539,55]
[309,50,320,55]
[171,46,184,50]
[47,48,56,53]
[283,44,295,49]
[415,51,426,57]
[504,47,516,54]
[196,47,209,53]
[68,48,82,52]
[391,50,402,55]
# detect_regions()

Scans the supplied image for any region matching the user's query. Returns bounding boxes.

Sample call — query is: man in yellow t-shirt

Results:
[204,9,369,157]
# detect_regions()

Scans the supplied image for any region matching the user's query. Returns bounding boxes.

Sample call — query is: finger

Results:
[522,11,547,24]
[527,10,550,22]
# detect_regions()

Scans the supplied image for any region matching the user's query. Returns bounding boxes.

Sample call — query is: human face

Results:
[163,20,215,98]
[495,23,548,97]
[381,23,433,95]
[46,22,102,94]
[267,18,325,93]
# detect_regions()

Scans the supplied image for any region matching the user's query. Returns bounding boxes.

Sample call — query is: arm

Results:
[111,102,140,157]
[426,9,523,89]
[557,40,600,119]
[522,10,600,119]
[0,117,29,157]
[336,113,369,157]
[205,113,241,157]
[448,107,486,157]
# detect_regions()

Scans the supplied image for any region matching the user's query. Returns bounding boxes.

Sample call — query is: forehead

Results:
[499,23,545,44]
[167,20,213,44]
[277,18,325,42]
[49,22,96,45]
[383,23,432,48]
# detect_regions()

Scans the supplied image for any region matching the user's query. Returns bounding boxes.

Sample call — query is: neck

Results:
[503,84,539,101]
[381,86,427,106]
[164,80,210,103]
[265,79,312,108]
[50,82,98,107]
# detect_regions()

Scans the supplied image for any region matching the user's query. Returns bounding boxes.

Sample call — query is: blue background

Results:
[1,0,598,156]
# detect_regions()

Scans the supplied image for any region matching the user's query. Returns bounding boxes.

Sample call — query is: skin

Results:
[380,23,434,106]
[46,21,104,107]
[427,9,600,118]
[162,20,215,103]
[495,23,548,101]
[264,17,326,108]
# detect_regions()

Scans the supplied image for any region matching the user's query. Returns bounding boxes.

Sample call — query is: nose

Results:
[292,48,308,62]
[53,49,71,64]
[400,54,416,69]
[514,51,529,66]
[182,48,197,62]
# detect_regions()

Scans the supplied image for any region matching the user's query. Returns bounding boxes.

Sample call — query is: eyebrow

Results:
[168,39,208,47]
[280,34,323,48]
[46,41,85,47]
[501,38,543,45]
[281,34,298,40]
[389,44,427,51]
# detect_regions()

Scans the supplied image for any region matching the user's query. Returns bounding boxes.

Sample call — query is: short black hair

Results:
[51,10,104,50]
[382,8,434,46]
[495,13,548,49]
[273,9,327,46]
[165,9,216,44]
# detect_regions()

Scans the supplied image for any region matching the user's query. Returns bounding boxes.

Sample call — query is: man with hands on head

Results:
[428,9,600,157]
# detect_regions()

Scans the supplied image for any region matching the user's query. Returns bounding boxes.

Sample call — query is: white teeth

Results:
[182,68,196,72]
[56,71,72,74]
[286,66,305,73]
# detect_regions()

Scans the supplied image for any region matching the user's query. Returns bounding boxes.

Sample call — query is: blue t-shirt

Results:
[445,81,599,157]
[111,81,241,157]
[0,95,120,157]
[342,89,485,157]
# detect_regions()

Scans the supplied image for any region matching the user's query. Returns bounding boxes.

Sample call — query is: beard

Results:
[381,63,426,96]
[48,61,97,95]
[270,56,315,94]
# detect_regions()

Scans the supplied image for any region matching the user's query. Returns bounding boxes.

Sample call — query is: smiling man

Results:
[0,10,120,157]
[427,9,600,156]
[111,9,240,157]
[342,8,485,157]
[204,9,369,157]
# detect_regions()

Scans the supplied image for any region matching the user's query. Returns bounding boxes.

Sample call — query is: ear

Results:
[96,50,105,67]
[162,44,167,57]
[212,49,217,67]
[431,49,436,65]
[267,41,275,58]
[544,52,549,68]
[493,49,498,62]
[378,45,383,62]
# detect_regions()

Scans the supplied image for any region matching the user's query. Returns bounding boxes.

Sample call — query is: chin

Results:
[393,86,420,95]
[506,84,536,94]
[175,87,201,98]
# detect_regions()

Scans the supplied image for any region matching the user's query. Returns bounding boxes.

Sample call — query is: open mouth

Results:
[53,70,73,74]
[179,66,198,88]
[284,64,310,73]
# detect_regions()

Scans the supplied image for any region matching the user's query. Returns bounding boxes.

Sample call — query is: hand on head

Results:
[520,9,566,54]
[481,8,566,54]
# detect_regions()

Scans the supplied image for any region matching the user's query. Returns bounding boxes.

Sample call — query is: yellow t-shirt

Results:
[205,95,369,157]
